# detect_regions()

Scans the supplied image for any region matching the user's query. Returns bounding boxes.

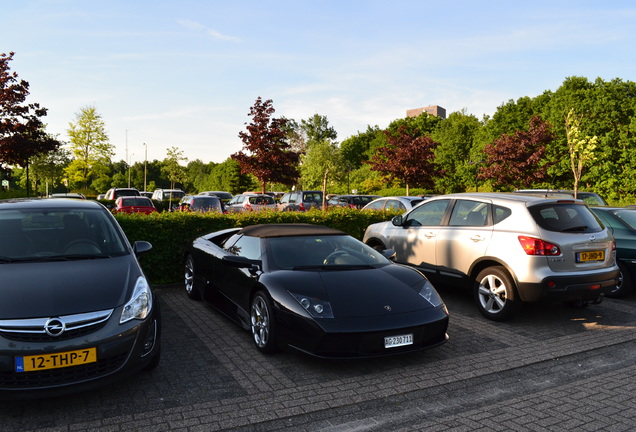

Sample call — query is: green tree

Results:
[232,97,299,192]
[65,105,113,190]
[161,146,188,191]
[565,108,597,198]
[431,110,483,193]
[299,140,345,197]
[340,126,385,169]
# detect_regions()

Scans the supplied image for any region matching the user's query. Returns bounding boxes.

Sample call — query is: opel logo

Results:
[44,318,66,337]
[384,305,392,311]
[589,235,597,242]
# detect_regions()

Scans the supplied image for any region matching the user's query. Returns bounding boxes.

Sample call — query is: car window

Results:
[612,210,636,230]
[385,200,405,211]
[249,196,274,205]
[280,194,290,204]
[0,208,128,259]
[493,205,512,224]
[405,199,450,226]
[226,235,261,260]
[303,192,322,203]
[449,200,488,226]
[365,200,385,210]
[530,203,603,233]
[267,235,389,270]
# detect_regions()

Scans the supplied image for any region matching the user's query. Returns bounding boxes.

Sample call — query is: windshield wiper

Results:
[561,225,589,232]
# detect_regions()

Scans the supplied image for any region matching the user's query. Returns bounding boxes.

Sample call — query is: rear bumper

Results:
[517,266,619,302]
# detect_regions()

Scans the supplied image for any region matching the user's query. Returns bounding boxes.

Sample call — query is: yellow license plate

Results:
[15,348,97,372]
[577,250,605,263]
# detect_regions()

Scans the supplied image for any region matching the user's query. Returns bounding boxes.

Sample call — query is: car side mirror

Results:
[381,248,396,261]
[391,215,403,226]
[133,241,153,256]
[222,255,262,273]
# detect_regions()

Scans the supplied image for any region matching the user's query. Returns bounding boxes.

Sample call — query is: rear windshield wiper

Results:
[560,225,589,232]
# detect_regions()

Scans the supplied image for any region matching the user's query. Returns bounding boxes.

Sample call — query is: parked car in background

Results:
[327,195,380,209]
[513,189,608,206]
[183,223,448,357]
[225,194,277,213]
[0,198,160,399]
[363,193,619,321]
[113,196,158,214]
[590,206,636,298]
[48,193,86,199]
[151,188,185,201]
[277,190,323,211]
[362,196,425,212]
[139,191,153,199]
[178,195,223,213]
[198,191,233,203]
[104,188,140,200]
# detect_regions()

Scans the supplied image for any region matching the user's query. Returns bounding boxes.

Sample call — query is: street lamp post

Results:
[143,143,147,192]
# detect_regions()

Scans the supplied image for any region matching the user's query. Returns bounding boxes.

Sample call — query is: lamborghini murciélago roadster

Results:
[183,223,449,358]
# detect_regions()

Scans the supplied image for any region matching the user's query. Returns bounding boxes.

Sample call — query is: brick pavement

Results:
[2,284,636,431]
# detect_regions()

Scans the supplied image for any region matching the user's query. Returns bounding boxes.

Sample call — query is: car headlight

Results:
[120,276,153,324]
[289,292,334,319]
[418,279,444,308]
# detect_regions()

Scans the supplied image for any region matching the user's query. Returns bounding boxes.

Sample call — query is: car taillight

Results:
[299,203,305,211]
[518,236,561,256]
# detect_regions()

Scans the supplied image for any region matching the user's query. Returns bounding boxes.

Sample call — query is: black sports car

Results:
[0,198,160,399]
[184,223,449,358]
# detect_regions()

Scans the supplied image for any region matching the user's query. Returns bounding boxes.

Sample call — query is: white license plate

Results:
[384,333,413,348]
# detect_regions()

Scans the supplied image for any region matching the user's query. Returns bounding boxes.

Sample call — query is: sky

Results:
[3,0,636,165]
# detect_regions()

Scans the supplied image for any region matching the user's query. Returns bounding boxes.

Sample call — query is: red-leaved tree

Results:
[368,125,439,195]
[0,52,61,182]
[231,97,299,193]
[479,115,554,190]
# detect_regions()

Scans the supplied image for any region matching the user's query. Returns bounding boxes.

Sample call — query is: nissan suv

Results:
[277,190,323,211]
[363,193,619,321]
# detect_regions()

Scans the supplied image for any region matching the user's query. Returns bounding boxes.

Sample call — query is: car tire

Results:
[250,291,278,354]
[184,255,200,300]
[607,261,633,298]
[474,266,521,321]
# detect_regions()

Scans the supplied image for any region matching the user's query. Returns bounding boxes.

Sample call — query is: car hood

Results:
[272,265,435,319]
[0,255,140,319]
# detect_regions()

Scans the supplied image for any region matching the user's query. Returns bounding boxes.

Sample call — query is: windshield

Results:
[267,235,390,270]
[0,207,128,261]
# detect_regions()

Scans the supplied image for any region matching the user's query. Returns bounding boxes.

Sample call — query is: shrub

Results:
[115,208,400,284]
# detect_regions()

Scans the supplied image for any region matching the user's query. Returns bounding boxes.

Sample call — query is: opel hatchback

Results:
[0,199,160,398]
[363,193,618,321]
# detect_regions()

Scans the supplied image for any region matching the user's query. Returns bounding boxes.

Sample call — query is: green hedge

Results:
[114,208,401,284]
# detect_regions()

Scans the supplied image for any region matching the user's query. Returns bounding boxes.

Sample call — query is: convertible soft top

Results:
[238,223,345,238]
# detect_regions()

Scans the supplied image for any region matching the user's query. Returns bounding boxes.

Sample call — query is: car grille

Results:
[0,309,113,342]
[0,352,128,389]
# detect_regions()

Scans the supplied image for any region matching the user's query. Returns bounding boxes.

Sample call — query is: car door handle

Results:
[424,232,436,239]
[470,235,485,242]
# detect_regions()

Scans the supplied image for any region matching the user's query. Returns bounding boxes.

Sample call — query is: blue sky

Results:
[3,1,636,164]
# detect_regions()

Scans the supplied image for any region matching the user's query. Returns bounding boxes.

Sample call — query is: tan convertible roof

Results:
[238,223,345,238]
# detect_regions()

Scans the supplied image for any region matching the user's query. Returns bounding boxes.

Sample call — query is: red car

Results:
[114,196,157,214]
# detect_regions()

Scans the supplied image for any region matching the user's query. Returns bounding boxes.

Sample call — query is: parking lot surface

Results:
[3,283,636,431]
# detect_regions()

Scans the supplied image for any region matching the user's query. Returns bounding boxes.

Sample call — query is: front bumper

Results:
[0,308,160,400]
[276,307,449,359]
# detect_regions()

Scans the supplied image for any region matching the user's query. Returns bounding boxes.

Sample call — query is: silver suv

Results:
[363,193,619,321]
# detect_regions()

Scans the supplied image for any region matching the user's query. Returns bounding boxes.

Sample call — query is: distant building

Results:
[406,105,446,119]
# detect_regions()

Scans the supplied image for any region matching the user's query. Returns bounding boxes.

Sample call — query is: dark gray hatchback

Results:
[0,198,160,399]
